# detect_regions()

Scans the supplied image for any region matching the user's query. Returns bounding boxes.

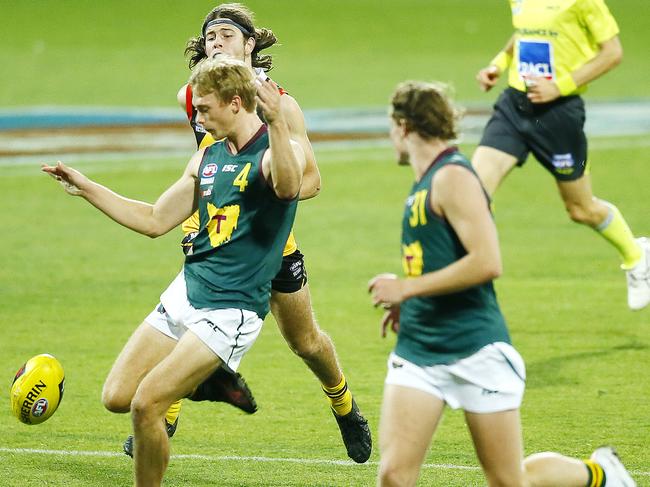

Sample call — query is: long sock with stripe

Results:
[584,459,606,487]
[322,375,352,416]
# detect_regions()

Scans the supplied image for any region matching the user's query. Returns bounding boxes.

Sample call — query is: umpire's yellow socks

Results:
[596,201,641,269]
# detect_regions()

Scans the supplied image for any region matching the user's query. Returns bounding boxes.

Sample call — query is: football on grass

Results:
[10,354,65,425]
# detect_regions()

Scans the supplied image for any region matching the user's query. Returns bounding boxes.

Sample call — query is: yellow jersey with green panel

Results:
[182,81,298,257]
[507,0,619,96]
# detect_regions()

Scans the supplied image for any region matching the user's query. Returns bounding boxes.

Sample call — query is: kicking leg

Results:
[102,321,176,413]
[131,330,221,487]
[107,318,183,458]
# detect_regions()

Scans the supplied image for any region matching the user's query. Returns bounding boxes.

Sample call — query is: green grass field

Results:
[2,0,649,484]
[2,0,650,108]
[1,139,649,485]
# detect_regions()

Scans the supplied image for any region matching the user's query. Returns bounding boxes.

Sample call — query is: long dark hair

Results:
[184,3,277,71]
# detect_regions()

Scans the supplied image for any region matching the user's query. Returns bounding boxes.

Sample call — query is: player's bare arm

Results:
[281,94,321,200]
[257,78,305,199]
[369,165,501,308]
[477,34,515,92]
[42,150,203,237]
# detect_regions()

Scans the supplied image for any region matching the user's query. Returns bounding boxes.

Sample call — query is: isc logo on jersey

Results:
[518,39,555,80]
[10,354,65,425]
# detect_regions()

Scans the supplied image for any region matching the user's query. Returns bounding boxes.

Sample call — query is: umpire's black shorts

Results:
[271,249,308,293]
[479,87,587,181]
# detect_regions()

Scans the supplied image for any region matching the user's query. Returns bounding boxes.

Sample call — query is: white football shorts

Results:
[145,270,263,371]
[385,342,526,413]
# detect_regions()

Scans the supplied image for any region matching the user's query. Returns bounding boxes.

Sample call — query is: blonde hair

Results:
[189,58,256,112]
[390,81,462,141]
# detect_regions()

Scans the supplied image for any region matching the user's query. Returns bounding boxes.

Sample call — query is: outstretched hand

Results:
[255,77,283,125]
[42,161,87,196]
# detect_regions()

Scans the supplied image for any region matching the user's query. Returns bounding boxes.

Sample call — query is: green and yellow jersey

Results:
[183,81,298,257]
[184,125,297,318]
[397,148,510,366]
[507,0,619,95]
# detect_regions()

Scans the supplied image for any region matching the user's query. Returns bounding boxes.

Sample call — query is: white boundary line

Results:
[0,447,648,476]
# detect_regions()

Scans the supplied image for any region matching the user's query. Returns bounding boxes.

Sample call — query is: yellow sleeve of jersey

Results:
[182,211,200,235]
[578,0,619,44]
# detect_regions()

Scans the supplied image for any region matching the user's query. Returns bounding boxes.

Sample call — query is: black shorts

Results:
[479,87,587,181]
[271,249,308,293]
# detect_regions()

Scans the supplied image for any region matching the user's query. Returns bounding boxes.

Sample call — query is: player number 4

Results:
[233,163,252,192]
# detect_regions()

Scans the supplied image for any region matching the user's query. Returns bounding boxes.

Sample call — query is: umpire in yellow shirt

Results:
[472,0,650,311]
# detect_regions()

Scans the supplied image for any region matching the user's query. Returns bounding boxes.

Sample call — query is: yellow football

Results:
[10,354,65,425]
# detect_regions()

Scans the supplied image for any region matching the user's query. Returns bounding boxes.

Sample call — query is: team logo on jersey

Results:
[201,187,213,198]
[402,241,424,277]
[202,164,218,177]
[222,164,239,173]
[518,39,555,80]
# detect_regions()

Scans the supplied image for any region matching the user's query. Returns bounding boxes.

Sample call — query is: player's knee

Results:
[377,461,416,487]
[130,392,161,429]
[101,380,131,413]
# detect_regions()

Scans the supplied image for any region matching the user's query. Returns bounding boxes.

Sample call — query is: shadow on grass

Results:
[526,340,648,389]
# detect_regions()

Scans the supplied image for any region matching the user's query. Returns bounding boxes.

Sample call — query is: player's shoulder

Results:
[432,151,476,187]
[279,92,304,119]
[187,146,209,176]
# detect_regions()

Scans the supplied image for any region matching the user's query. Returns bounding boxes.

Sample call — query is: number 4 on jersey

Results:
[233,163,252,192]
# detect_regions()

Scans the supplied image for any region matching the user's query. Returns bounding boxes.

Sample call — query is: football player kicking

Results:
[45,58,303,487]
[121,3,371,464]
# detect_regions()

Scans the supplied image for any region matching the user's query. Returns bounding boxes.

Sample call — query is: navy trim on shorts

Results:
[496,349,526,383]
[226,310,246,366]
